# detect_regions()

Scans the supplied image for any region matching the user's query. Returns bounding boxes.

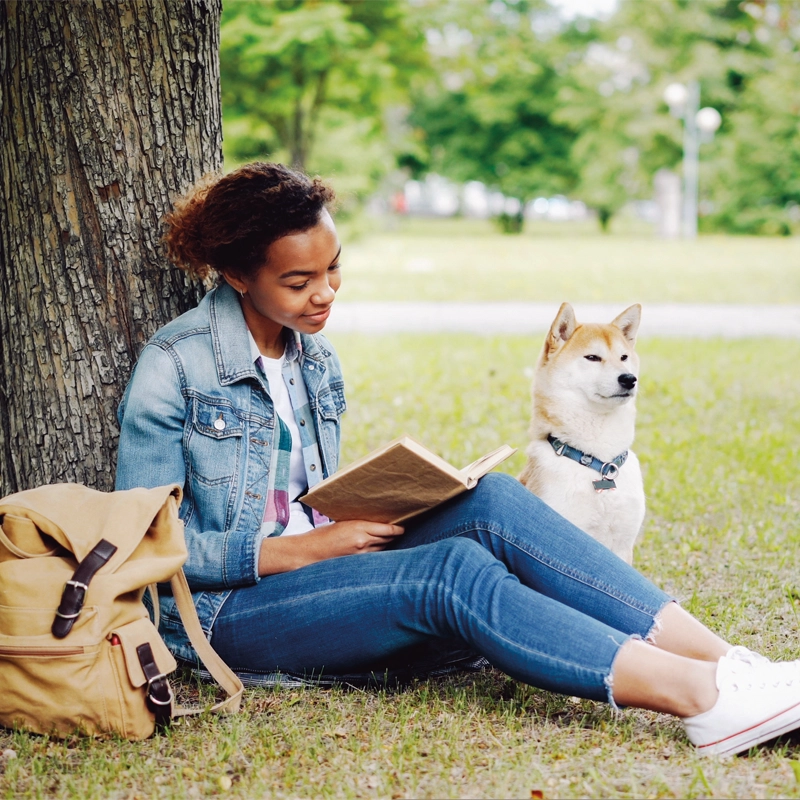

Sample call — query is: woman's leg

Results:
[211,518,800,756]
[610,639,718,716]
[396,473,730,662]
[212,536,646,703]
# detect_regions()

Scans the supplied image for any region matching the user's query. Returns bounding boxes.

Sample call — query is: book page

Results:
[460,445,517,488]
[319,436,462,486]
[304,440,466,524]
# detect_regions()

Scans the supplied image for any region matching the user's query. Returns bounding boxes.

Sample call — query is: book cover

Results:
[303,436,516,524]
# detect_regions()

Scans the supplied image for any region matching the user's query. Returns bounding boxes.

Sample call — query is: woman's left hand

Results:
[258,519,405,575]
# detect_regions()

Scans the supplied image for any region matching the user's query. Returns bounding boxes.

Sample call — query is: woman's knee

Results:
[431,537,515,610]
[434,536,498,578]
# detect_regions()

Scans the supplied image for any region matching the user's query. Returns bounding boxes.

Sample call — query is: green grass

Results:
[3,334,800,799]
[336,217,800,304]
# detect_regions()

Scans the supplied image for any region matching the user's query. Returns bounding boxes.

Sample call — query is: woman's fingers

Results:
[363,522,405,539]
[351,522,403,551]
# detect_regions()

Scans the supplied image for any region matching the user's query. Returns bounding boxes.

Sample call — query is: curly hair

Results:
[163,162,336,281]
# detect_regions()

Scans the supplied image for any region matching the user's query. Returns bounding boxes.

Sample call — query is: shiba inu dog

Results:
[519,303,645,563]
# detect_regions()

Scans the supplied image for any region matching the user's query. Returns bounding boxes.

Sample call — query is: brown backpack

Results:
[0,482,243,739]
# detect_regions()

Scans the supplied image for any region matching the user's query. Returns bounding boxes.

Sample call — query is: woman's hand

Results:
[258,520,405,576]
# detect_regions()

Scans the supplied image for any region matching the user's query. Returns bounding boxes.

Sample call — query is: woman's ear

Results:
[220,272,247,296]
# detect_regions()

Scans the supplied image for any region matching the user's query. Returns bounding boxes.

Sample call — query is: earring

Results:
[239,289,244,298]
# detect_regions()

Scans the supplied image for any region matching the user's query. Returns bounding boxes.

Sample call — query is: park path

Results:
[326,302,800,338]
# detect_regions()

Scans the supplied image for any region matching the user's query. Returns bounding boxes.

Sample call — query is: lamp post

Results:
[664,80,722,238]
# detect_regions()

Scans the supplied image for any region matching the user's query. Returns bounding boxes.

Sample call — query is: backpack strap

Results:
[146,584,161,630]
[136,642,174,728]
[168,570,243,716]
[52,538,118,639]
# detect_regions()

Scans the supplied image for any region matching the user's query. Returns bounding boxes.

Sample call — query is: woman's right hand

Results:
[258,520,405,576]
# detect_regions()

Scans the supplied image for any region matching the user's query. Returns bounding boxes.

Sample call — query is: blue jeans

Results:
[210,474,671,703]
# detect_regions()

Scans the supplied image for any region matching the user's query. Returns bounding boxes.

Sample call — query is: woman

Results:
[116,162,800,758]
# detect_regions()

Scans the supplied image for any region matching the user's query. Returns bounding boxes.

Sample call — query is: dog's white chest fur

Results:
[524,440,645,564]
[519,303,646,564]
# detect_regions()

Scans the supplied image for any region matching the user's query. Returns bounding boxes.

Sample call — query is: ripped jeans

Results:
[210,473,671,704]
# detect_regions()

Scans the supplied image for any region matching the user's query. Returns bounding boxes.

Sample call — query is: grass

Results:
[336,217,800,304]
[3,333,800,799]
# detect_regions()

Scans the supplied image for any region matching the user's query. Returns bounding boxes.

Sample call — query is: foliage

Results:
[218,0,800,234]
[220,0,428,189]
[401,0,578,211]
[396,0,800,233]
[705,23,800,235]
[573,0,800,234]
[3,334,800,798]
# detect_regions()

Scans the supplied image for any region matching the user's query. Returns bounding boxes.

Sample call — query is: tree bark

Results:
[0,0,222,493]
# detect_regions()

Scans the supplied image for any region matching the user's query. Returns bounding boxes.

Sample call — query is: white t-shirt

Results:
[249,333,315,537]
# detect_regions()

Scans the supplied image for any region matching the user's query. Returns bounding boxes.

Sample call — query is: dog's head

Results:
[537,303,642,409]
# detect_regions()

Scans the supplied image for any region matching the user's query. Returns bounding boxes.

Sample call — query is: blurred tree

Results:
[403,0,578,231]
[553,20,657,231]
[703,2,800,234]
[220,0,428,181]
[558,0,799,233]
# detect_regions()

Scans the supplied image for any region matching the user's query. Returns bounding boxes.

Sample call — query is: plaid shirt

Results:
[251,331,330,537]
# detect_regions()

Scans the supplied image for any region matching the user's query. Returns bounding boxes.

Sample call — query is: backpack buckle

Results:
[54,581,88,620]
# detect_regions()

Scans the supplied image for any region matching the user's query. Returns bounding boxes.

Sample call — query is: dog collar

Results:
[547,434,628,492]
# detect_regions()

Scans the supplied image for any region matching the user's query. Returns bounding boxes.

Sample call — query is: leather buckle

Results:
[54,580,88,620]
[146,673,174,707]
[137,642,174,726]
[51,540,117,639]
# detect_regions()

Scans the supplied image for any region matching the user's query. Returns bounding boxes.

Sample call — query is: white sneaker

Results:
[682,652,800,756]
[726,645,800,680]
[725,645,769,665]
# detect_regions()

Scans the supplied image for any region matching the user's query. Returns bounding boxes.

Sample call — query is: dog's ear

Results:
[543,303,577,361]
[611,304,642,344]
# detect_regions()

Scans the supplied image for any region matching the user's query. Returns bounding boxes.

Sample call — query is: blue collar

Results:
[547,435,628,491]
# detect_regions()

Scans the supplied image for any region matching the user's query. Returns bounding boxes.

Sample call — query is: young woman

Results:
[115,162,800,758]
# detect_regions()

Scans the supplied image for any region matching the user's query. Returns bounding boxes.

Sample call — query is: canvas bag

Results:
[0,482,243,739]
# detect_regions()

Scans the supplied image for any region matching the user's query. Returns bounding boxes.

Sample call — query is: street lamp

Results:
[664,81,722,238]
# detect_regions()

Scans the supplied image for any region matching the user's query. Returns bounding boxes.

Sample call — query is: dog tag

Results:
[593,479,616,492]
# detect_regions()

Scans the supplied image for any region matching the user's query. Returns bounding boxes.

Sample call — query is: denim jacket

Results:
[115,282,346,662]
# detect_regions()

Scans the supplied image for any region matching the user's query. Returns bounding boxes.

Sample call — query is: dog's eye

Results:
[584,355,602,362]
[621,354,628,362]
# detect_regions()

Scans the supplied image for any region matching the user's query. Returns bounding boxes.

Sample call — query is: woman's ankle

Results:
[649,602,730,662]
[680,660,720,717]
[611,640,720,717]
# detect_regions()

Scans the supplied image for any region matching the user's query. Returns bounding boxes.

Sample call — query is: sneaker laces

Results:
[725,646,769,666]
[721,648,799,692]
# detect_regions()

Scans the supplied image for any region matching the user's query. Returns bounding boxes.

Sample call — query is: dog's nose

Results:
[618,373,637,390]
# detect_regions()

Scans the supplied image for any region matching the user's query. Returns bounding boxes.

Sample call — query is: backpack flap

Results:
[0,483,185,567]
[114,617,178,687]
[0,484,187,601]
[112,616,178,728]
[0,514,61,562]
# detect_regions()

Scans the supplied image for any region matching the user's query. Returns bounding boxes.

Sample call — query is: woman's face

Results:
[227,209,342,343]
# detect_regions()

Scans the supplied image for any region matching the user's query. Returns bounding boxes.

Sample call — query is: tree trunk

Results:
[0,0,222,494]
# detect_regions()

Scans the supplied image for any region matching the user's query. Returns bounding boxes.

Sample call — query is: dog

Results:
[519,303,645,564]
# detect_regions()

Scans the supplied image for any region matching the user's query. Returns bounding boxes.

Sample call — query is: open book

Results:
[303,436,516,524]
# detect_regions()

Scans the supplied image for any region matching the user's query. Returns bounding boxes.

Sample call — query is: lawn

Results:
[336,217,800,304]
[3,330,800,799]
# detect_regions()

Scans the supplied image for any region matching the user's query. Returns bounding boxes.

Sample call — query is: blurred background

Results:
[218,0,800,240]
